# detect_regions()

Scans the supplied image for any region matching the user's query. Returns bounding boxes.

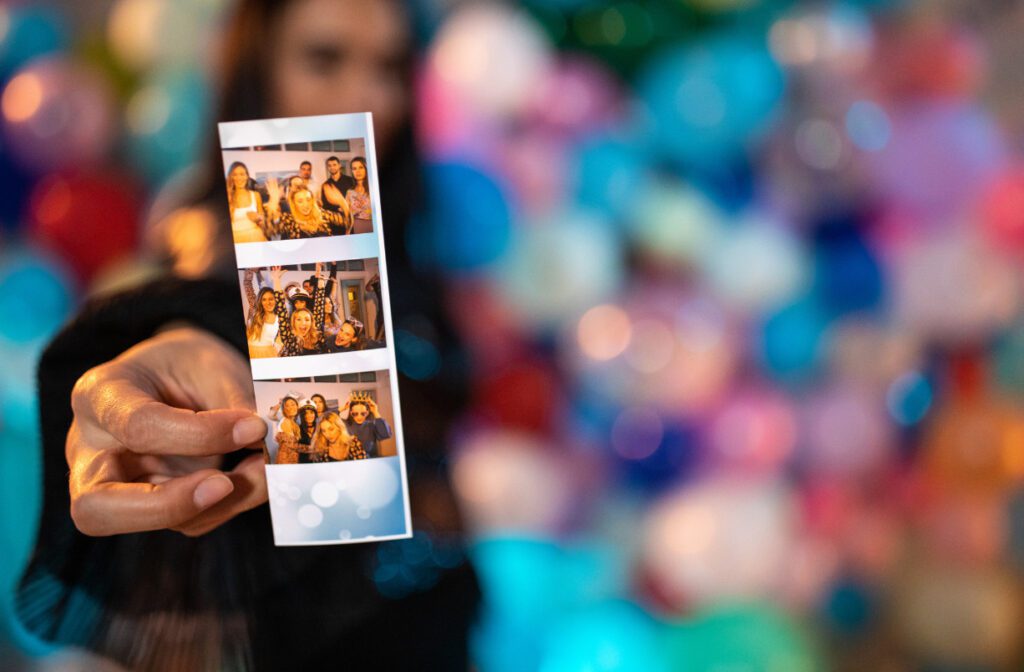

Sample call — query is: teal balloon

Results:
[539,601,669,672]
[573,135,649,221]
[759,297,828,383]
[993,321,1024,396]
[0,430,42,597]
[473,616,545,672]
[0,338,43,436]
[0,6,68,78]
[0,251,73,344]
[470,537,566,622]
[127,69,210,184]
[664,605,821,672]
[637,33,785,167]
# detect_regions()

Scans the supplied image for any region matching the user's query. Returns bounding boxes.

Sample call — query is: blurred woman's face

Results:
[271,0,409,156]
[284,399,298,417]
[321,419,340,442]
[261,291,276,313]
[303,408,316,424]
[338,322,357,346]
[314,397,327,413]
[294,190,314,216]
[293,310,312,336]
[352,161,367,182]
[350,403,369,424]
[230,165,248,188]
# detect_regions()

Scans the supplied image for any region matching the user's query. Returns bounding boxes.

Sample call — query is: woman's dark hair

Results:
[343,319,364,340]
[350,156,368,191]
[195,0,421,279]
[299,406,317,442]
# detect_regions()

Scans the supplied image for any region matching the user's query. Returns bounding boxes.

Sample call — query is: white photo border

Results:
[219,112,412,546]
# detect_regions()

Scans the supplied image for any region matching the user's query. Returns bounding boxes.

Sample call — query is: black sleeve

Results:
[16,278,260,647]
[17,275,480,669]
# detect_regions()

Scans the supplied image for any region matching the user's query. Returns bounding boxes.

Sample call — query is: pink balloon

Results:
[525,56,625,137]
[1,56,116,173]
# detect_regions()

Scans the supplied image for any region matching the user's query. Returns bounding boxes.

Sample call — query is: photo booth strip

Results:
[219,112,411,546]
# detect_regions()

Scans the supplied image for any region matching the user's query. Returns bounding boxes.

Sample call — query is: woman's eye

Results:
[301,44,347,75]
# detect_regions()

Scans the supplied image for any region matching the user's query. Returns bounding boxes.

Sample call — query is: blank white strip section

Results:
[235,233,380,269]
[219,112,370,148]
[250,348,391,380]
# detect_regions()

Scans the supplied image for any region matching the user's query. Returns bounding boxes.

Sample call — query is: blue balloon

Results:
[886,371,933,427]
[0,6,68,79]
[394,329,441,381]
[0,251,73,344]
[820,576,877,635]
[127,70,210,185]
[637,33,785,167]
[572,135,650,221]
[617,422,700,494]
[420,163,513,273]
[813,227,884,315]
[759,296,828,383]
[538,601,669,672]
[0,145,34,231]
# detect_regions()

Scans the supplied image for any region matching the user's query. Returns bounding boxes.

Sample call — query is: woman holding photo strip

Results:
[17,0,479,669]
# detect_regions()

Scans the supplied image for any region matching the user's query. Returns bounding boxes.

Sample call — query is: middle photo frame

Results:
[238,258,389,380]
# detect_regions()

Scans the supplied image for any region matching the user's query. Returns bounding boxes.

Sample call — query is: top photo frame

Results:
[218,113,383,269]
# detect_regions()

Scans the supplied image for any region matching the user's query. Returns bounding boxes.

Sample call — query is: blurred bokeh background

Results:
[3,0,1024,669]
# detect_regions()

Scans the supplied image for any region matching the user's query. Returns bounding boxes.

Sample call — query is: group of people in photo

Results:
[267,390,393,464]
[226,153,373,244]
[243,262,385,359]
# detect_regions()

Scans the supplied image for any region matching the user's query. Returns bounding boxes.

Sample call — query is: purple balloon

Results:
[526,56,625,138]
[864,102,1006,221]
[1,56,116,173]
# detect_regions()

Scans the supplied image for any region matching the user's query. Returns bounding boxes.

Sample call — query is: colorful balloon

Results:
[27,172,142,283]
[1,57,117,173]
[642,479,796,610]
[637,33,786,167]
[538,601,669,672]
[0,5,68,79]
[416,162,513,273]
[663,604,820,671]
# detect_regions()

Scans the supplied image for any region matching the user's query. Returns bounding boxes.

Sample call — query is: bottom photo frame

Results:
[255,370,410,545]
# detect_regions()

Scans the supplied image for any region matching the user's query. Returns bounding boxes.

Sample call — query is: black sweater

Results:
[15,277,479,671]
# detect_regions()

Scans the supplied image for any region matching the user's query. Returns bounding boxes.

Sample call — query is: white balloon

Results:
[643,478,796,607]
[429,3,553,118]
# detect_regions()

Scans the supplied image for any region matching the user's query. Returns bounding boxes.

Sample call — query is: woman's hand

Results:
[264,177,282,206]
[366,398,380,418]
[67,326,268,537]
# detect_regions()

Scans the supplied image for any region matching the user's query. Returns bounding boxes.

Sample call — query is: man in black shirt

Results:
[321,155,356,214]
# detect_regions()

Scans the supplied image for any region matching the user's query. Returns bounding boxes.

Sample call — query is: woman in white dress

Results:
[226,161,268,243]
[246,287,281,358]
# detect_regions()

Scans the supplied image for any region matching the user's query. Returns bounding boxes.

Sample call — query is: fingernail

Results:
[233,416,266,445]
[194,475,234,509]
